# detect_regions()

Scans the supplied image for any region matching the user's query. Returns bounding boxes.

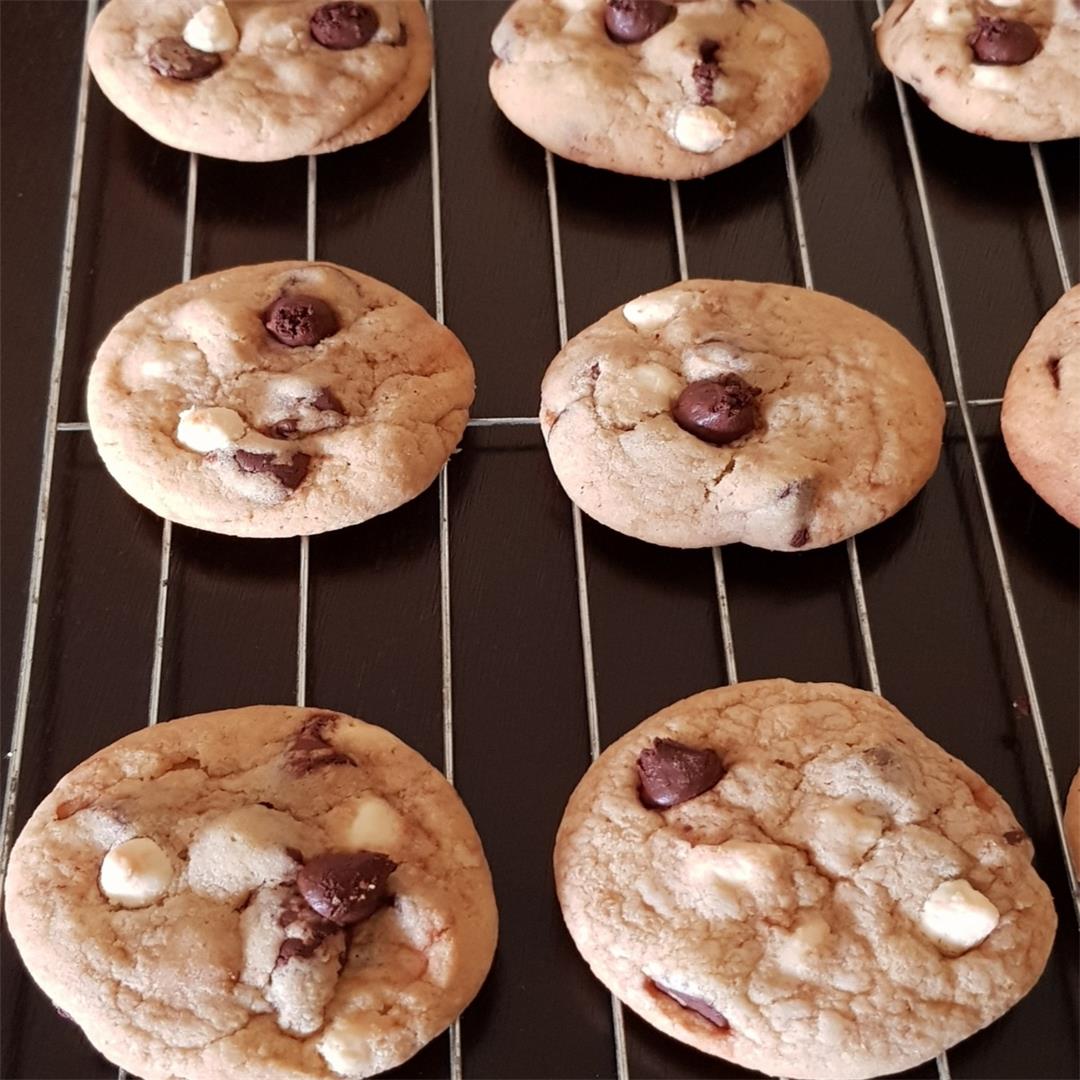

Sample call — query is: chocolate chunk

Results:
[265,294,338,347]
[968,17,1040,65]
[310,2,379,49]
[651,981,730,1029]
[147,37,222,80]
[637,738,724,809]
[1003,829,1027,846]
[286,714,355,775]
[312,387,345,412]
[673,374,760,446]
[604,0,675,44]
[693,40,722,104]
[1047,356,1061,390]
[234,449,311,490]
[298,852,397,926]
[789,526,810,548]
[285,847,305,863]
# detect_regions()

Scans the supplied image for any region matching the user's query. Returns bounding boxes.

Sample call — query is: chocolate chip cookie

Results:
[86,261,474,537]
[489,0,830,179]
[554,679,1056,1079]
[1065,768,1080,869]
[88,2,432,161]
[875,0,1080,141]
[1001,285,1080,525]
[540,279,945,550]
[4,706,498,1080]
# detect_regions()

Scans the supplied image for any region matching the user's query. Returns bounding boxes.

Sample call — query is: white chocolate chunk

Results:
[622,293,680,332]
[183,2,239,53]
[919,880,1000,954]
[927,0,971,29]
[673,105,736,154]
[817,802,884,864]
[595,363,684,428]
[324,795,403,854]
[176,406,246,453]
[372,3,402,44]
[99,837,172,907]
[778,913,832,970]
[970,65,1021,91]
[692,840,787,886]
[320,1013,398,1077]
[756,22,784,45]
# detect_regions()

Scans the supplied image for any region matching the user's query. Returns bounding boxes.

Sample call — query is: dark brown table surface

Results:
[2,2,1077,1078]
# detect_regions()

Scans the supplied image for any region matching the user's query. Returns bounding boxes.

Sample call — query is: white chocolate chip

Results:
[176,406,247,453]
[622,293,680,332]
[778,913,832,970]
[919,879,1000,954]
[673,105,737,154]
[371,2,402,44]
[819,802,884,859]
[595,363,683,428]
[631,363,684,407]
[183,2,239,53]
[970,64,1021,91]
[99,837,172,907]
[324,795,403,854]
[927,0,971,29]
[756,22,784,45]
[319,1013,398,1077]
[989,0,1023,6]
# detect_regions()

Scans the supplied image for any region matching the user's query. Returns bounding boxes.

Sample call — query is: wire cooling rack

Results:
[2,2,1077,1079]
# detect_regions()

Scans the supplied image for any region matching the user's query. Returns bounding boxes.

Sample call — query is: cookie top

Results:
[875,0,1080,141]
[87,2,432,161]
[539,279,945,550]
[86,261,474,538]
[1001,285,1080,526]
[1065,768,1080,870]
[4,706,498,1080]
[554,680,1056,1080]
[488,0,830,179]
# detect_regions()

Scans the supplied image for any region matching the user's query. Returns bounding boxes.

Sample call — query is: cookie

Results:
[875,0,1080,141]
[554,679,1056,1080]
[539,279,945,550]
[86,261,474,538]
[1001,285,1080,525]
[87,2,433,161]
[489,0,830,180]
[1065,768,1080,870]
[4,706,498,1080]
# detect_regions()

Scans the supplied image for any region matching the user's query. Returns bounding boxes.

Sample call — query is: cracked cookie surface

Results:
[489,0,829,179]
[554,679,1056,1080]
[88,1,432,161]
[87,261,474,537]
[1001,284,1080,525]
[875,0,1080,140]
[4,706,498,1080]
[540,279,944,550]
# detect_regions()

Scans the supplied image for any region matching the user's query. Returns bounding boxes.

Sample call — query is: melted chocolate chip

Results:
[310,2,379,48]
[265,294,338,347]
[968,17,1040,65]
[604,0,675,44]
[286,714,355,775]
[693,39,722,104]
[312,387,345,412]
[147,37,222,80]
[298,852,397,926]
[789,526,810,548]
[673,374,760,446]
[234,449,312,490]
[1003,829,1027,846]
[1047,356,1061,390]
[637,738,725,809]
[651,981,730,1029]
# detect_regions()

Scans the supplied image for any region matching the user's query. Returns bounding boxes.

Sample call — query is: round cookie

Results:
[539,279,945,550]
[1001,285,1080,525]
[1065,768,1080,870]
[88,2,433,161]
[87,261,474,537]
[875,0,1080,141]
[489,0,830,180]
[4,706,498,1080]
[554,680,1057,1080]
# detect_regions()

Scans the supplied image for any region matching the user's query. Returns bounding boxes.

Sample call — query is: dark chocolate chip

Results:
[271,418,300,439]
[604,0,675,44]
[276,936,322,965]
[147,37,222,80]
[673,374,760,446]
[312,387,345,412]
[234,449,311,490]
[310,2,379,49]
[968,17,1040,65]
[285,847,304,863]
[692,40,722,104]
[286,714,355,775]
[864,745,896,767]
[789,526,810,548]
[637,738,724,809]
[651,981,730,1029]
[1003,829,1027,846]
[265,293,338,347]
[1047,356,1061,390]
[298,852,398,926]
